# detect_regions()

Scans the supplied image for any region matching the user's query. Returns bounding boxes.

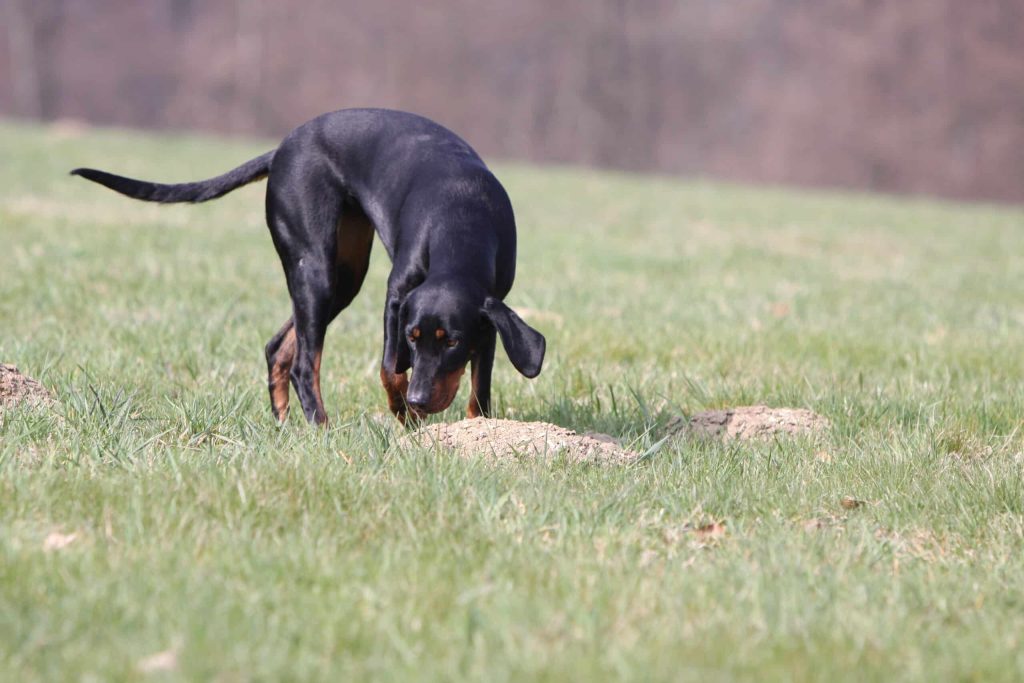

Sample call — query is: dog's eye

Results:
[408,335,417,344]
[447,338,459,348]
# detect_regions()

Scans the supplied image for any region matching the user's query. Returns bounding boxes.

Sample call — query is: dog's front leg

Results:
[467,327,496,418]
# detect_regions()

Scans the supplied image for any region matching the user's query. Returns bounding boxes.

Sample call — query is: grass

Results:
[1,119,1023,682]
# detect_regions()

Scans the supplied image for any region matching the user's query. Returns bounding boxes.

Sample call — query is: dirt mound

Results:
[0,364,53,410]
[398,418,638,464]
[679,405,829,441]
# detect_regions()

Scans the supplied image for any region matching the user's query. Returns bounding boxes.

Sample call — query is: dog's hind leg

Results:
[266,190,376,425]
[287,258,335,426]
[266,190,338,424]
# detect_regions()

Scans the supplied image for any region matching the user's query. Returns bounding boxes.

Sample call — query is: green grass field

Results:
[1,120,1023,682]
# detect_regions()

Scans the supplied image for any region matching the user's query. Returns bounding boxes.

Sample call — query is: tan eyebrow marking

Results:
[411,328,420,339]
[435,328,446,339]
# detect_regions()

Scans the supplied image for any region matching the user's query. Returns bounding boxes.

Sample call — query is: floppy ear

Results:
[482,297,546,378]
[394,297,412,374]
[395,336,412,374]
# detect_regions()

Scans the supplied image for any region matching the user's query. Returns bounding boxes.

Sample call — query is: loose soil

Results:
[679,405,829,441]
[399,418,638,464]
[0,364,53,410]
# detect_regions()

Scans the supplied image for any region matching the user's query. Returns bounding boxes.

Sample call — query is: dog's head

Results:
[396,279,545,414]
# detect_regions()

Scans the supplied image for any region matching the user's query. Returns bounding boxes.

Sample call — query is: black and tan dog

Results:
[72,108,545,425]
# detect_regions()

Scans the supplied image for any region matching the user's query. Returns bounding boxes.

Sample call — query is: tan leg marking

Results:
[468,361,483,418]
[270,327,297,421]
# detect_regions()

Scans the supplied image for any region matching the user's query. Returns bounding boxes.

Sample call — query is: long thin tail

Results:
[70,150,274,204]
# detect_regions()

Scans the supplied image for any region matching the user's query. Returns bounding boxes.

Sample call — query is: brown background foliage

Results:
[2,0,1021,202]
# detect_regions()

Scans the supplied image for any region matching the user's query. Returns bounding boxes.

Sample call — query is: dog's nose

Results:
[407,390,430,411]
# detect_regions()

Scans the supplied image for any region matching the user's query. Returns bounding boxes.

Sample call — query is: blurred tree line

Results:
[2,0,1021,202]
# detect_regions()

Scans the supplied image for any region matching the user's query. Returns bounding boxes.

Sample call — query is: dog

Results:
[71,108,546,426]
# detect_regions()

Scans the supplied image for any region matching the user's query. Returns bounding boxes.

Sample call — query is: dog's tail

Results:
[70,151,274,204]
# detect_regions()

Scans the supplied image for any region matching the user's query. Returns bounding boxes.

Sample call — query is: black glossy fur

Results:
[72,108,546,425]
